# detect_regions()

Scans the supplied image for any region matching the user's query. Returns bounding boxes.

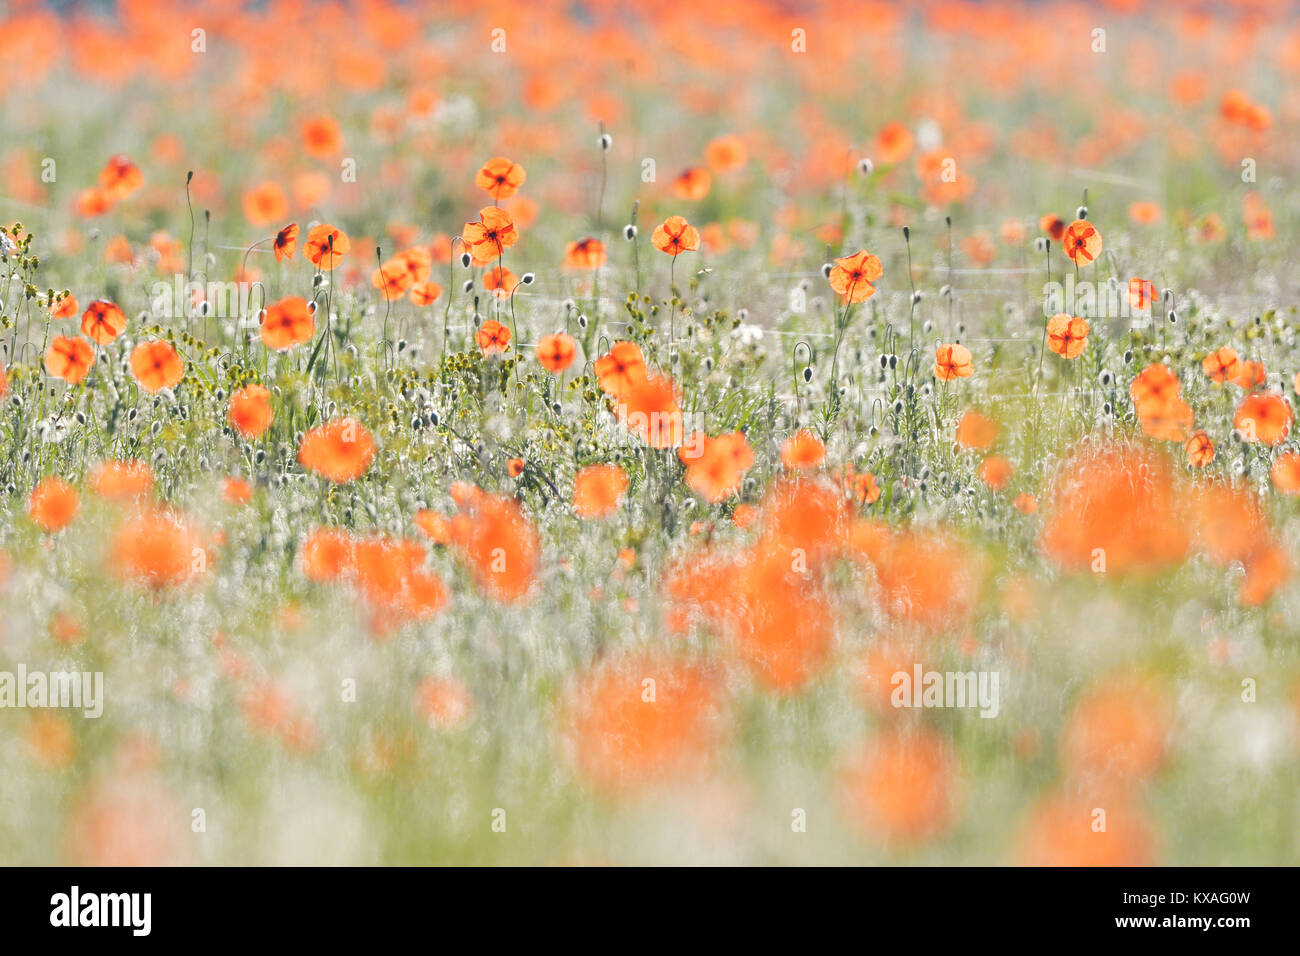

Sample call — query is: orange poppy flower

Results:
[301,114,343,157]
[75,187,114,218]
[28,477,80,532]
[573,464,629,519]
[222,477,253,505]
[1185,430,1214,468]
[261,296,315,351]
[651,215,700,255]
[300,527,355,581]
[1241,542,1290,606]
[98,154,143,200]
[506,457,525,478]
[462,206,518,263]
[1201,347,1239,383]
[875,121,914,164]
[594,341,646,398]
[1061,675,1172,782]
[956,410,999,450]
[415,677,473,730]
[837,727,958,845]
[672,166,712,200]
[1271,453,1300,493]
[1129,362,1181,413]
[933,343,974,380]
[563,655,722,794]
[44,336,95,384]
[1016,792,1156,866]
[80,299,126,345]
[836,463,882,505]
[413,510,452,545]
[88,460,153,501]
[828,249,882,303]
[273,223,299,262]
[618,372,683,449]
[1041,439,1189,575]
[1235,392,1293,445]
[1038,214,1066,241]
[451,491,540,603]
[563,237,606,270]
[242,182,288,226]
[408,281,442,306]
[1128,201,1163,225]
[679,432,753,503]
[474,319,511,355]
[482,266,518,298]
[1128,277,1157,311]
[1140,396,1193,442]
[978,454,1014,489]
[1229,358,1265,390]
[1014,492,1038,514]
[474,156,526,199]
[303,224,350,269]
[228,384,273,438]
[1046,314,1089,359]
[1061,219,1102,266]
[130,340,185,393]
[705,134,748,172]
[298,418,376,483]
[780,429,825,470]
[536,332,577,373]
[110,507,211,589]
[51,294,79,320]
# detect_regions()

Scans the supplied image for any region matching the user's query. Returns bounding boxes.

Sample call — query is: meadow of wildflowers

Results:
[1,0,1299,868]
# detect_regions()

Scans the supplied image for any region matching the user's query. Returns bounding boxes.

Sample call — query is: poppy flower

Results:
[536,332,577,373]
[1061,219,1102,266]
[979,455,1014,489]
[956,410,999,450]
[705,134,748,172]
[1185,431,1215,468]
[462,207,518,263]
[1128,277,1157,311]
[44,336,95,384]
[261,296,315,351]
[28,477,79,532]
[474,157,526,199]
[672,166,712,200]
[651,215,700,256]
[1061,676,1171,782]
[300,527,355,581]
[474,319,511,355]
[415,677,473,730]
[303,224,350,269]
[828,249,882,303]
[837,727,958,845]
[618,372,683,448]
[1038,214,1066,242]
[413,510,452,545]
[299,418,376,483]
[408,281,442,306]
[75,187,114,218]
[1201,347,1239,384]
[51,294,79,320]
[1139,395,1194,442]
[563,655,722,794]
[1228,359,1265,390]
[482,266,518,297]
[875,121,914,164]
[273,223,299,262]
[563,237,606,270]
[223,477,253,505]
[228,384,273,438]
[680,432,753,503]
[1271,453,1300,493]
[1129,362,1181,413]
[780,429,825,470]
[933,343,974,380]
[88,460,154,501]
[451,491,539,603]
[1016,792,1156,866]
[1046,313,1089,359]
[572,464,629,519]
[242,182,289,226]
[1014,493,1038,514]
[1235,392,1293,445]
[110,508,211,589]
[595,341,646,399]
[80,300,126,345]
[98,154,143,200]
[130,340,185,393]
[1128,201,1163,225]
[301,114,343,157]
